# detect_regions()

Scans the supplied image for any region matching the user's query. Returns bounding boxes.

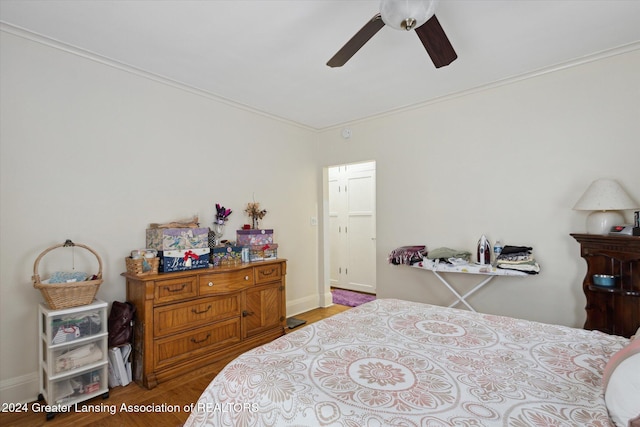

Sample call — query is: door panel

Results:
[347,215,376,293]
[329,162,376,294]
[245,283,282,338]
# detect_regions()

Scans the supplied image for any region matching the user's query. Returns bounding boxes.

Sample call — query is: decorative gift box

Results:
[146,227,209,251]
[249,244,278,262]
[211,246,243,266]
[236,229,274,246]
[158,248,210,272]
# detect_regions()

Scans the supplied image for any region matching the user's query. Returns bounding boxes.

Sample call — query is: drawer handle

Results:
[190,334,211,344]
[164,283,187,293]
[261,268,276,276]
[244,275,250,281]
[208,281,214,287]
[191,305,212,315]
[242,310,254,317]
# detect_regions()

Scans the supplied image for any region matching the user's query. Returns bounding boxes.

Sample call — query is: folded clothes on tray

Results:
[496,245,540,274]
[500,245,533,255]
[426,247,472,263]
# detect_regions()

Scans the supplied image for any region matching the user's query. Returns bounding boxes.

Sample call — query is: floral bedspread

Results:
[184,299,628,427]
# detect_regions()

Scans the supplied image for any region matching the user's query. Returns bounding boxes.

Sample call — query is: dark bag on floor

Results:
[108,301,136,348]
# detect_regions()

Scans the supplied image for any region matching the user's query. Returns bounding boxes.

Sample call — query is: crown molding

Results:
[3,21,639,133]
[322,41,640,132]
[0,22,316,132]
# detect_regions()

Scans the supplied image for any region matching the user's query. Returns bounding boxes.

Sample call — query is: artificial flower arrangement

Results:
[245,202,267,229]
[214,203,232,225]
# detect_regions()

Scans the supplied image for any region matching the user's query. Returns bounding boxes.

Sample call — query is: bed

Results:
[184,299,639,427]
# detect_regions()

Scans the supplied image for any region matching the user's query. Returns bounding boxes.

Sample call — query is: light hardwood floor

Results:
[0,304,351,427]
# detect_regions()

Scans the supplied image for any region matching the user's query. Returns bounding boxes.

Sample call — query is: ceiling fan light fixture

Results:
[380,0,439,31]
[401,18,417,31]
[327,0,456,69]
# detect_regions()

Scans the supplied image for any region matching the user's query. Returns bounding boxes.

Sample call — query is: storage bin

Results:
[146,227,209,251]
[211,246,243,266]
[48,340,106,375]
[125,256,159,276]
[44,305,106,345]
[38,300,109,416]
[249,244,278,262]
[236,229,274,246]
[32,240,103,309]
[43,365,108,405]
[159,248,210,272]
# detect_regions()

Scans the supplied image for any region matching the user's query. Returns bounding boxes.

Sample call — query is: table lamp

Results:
[573,178,638,235]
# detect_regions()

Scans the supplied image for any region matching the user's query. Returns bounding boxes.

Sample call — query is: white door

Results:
[329,161,376,294]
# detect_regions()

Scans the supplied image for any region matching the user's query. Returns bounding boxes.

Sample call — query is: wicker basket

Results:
[32,240,103,310]
[125,256,159,276]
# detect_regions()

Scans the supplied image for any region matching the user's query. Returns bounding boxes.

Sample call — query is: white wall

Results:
[0,30,321,403]
[318,49,640,327]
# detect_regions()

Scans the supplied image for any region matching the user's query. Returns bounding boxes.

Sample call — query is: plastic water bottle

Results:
[493,240,503,266]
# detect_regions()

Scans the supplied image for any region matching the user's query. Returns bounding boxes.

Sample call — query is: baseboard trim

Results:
[286,294,324,317]
[322,290,334,307]
[0,372,39,404]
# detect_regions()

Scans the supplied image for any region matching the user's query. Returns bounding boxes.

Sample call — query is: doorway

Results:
[327,161,376,294]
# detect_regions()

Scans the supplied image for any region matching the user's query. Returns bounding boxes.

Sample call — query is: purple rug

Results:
[332,289,376,307]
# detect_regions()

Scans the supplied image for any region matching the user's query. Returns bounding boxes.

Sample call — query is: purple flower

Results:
[215,203,232,222]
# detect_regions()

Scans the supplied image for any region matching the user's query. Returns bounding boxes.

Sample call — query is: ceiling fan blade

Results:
[327,14,385,67]
[415,15,457,68]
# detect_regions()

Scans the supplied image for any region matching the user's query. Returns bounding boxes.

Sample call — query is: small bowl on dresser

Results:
[592,274,618,287]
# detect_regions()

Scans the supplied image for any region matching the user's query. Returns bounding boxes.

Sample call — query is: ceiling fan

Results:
[327,0,457,69]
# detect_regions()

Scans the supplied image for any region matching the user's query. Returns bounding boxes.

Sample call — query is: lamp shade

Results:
[573,179,638,235]
[380,0,439,30]
[573,179,638,211]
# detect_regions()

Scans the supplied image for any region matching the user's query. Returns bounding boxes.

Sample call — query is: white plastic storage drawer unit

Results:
[38,299,109,419]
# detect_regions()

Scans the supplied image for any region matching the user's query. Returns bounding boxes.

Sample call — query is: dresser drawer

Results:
[153,294,241,337]
[200,269,254,295]
[154,318,241,369]
[254,263,283,285]
[154,276,198,304]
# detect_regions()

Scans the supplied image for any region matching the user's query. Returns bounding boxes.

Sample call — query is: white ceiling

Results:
[2,0,640,130]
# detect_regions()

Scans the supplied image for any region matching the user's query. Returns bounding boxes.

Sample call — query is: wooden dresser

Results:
[124,259,286,389]
[571,234,640,338]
